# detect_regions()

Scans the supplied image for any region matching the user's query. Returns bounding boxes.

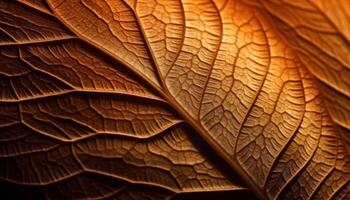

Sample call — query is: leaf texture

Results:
[243,0,350,132]
[0,0,349,200]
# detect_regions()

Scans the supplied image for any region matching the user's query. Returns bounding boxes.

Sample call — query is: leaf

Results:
[0,0,349,200]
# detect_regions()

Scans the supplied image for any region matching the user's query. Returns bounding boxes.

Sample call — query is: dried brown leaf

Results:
[0,0,349,199]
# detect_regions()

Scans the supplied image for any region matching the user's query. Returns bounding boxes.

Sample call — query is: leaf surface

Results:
[1,0,350,199]
[244,0,350,132]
